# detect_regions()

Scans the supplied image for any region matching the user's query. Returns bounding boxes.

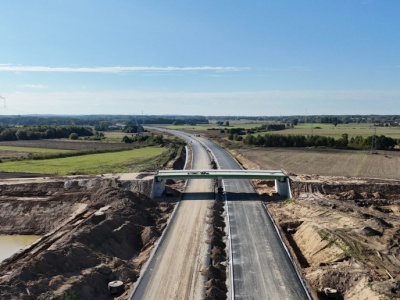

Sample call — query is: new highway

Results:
[200,137,310,299]
[134,128,310,299]
[131,132,213,299]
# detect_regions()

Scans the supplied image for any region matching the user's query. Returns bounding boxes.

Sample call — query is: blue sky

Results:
[0,0,399,116]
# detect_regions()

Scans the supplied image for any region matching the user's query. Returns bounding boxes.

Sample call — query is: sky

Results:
[0,0,399,116]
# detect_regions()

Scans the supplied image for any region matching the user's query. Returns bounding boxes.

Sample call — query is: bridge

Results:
[151,169,291,198]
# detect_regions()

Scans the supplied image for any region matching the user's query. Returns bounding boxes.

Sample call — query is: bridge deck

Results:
[156,169,287,180]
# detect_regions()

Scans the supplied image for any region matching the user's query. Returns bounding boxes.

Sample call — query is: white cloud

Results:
[0,65,248,73]
[23,84,48,89]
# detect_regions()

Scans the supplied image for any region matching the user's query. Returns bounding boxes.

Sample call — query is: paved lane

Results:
[201,138,310,300]
[131,132,213,300]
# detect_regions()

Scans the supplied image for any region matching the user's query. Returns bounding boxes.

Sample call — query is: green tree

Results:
[244,134,255,145]
[0,128,17,141]
[123,124,138,133]
[16,129,28,140]
[69,133,79,140]
[94,121,110,131]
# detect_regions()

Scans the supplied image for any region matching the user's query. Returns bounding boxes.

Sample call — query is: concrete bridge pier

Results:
[275,178,291,198]
[151,177,165,198]
[217,177,223,189]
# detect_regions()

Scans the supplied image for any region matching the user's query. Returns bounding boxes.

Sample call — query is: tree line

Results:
[0,125,93,141]
[0,115,209,127]
[122,133,164,144]
[230,133,398,150]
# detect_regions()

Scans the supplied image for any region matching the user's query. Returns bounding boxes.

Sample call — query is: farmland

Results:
[0,146,70,154]
[0,139,139,162]
[158,121,400,140]
[269,123,400,139]
[232,146,400,179]
[0,146,167,175]
[0,138,177,175]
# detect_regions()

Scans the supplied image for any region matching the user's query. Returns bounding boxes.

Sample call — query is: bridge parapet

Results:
[155,169,287,180]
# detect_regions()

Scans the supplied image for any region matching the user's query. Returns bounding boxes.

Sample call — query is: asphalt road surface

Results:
[200,138,310,300]
[131,132,213,300]
[137,128,310,299]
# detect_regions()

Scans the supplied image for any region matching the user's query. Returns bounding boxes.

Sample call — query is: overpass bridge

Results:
[151,169,291,198]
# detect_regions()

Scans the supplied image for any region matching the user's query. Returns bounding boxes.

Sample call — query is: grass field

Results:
[102,131,131,142]
[260,123,400,139]
[154,121,265,131]
[0,146,70,154]
[158,122,400,140]
[0,147,167,175]
[271,124,400,139]
[236,147,400,179]
[159,124,215,131]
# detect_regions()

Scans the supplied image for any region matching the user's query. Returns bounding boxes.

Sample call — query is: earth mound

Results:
[0,186,173,299]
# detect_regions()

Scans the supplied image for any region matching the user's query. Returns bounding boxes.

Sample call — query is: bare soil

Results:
[0,176,181,300]
[236,150,400,300]
[225,143,400,180]
[0,138,187,299]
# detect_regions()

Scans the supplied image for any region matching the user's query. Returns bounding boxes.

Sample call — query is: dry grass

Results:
[236,147,400,179]
[264,123,400,139]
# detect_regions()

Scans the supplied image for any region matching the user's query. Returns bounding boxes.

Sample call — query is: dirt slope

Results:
[232,149,400,299]
[254,177,400,300]
[0,186,175,300]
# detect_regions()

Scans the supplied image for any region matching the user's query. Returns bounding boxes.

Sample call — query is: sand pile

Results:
[0,186,174,300]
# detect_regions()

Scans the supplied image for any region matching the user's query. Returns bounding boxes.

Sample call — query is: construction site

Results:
[0,144,399,299]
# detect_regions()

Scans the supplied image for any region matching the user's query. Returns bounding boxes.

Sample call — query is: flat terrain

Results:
[232,147,400,179]
[0,139,136,151]
[278,123,400,139]
[0,147,167,175]
[158,122,400,139]
[0,140,138,161]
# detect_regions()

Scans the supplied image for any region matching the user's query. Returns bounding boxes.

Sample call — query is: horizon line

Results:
[0,65,249,73]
